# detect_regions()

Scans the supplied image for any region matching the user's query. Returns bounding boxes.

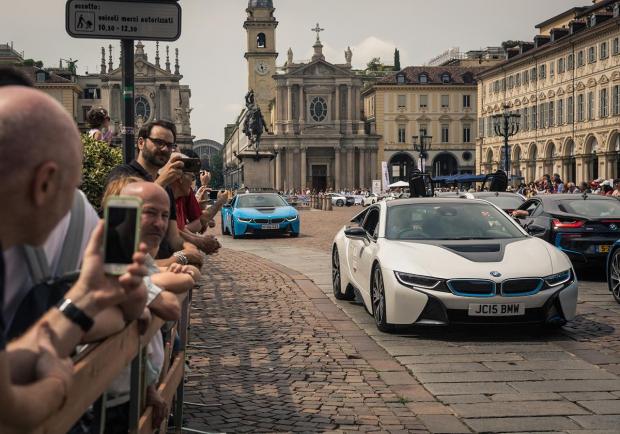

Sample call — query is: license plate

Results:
[598,245,611,253]
[261,224,279,230]
[468,303,525,316]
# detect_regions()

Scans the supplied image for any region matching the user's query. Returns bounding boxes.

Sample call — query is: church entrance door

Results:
[312,165,327,192]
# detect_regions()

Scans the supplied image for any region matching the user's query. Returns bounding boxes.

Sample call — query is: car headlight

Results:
[286,215,298,222]
[237,217,253,223]
[544,269,573,287]
[394,271,448,292]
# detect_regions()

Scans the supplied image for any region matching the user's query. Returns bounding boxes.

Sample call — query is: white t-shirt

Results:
[2,190,100,330]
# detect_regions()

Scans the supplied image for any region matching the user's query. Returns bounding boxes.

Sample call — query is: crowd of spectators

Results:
[0,66,226,432]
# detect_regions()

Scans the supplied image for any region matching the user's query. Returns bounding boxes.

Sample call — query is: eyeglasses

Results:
[147,137,176,149]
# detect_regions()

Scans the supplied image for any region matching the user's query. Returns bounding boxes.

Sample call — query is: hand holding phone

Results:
[181,158,201,173]
[103,196,142,275]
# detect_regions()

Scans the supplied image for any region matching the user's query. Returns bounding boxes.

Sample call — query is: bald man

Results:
[0,86,149,431]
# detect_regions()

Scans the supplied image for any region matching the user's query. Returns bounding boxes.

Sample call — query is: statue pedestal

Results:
[235,150,276,190]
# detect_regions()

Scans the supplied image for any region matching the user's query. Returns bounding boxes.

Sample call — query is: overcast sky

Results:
[4,0,587,143]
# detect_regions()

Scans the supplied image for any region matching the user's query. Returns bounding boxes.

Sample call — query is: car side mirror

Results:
[527,224,546,237]
[344,227,367,240]
[223,204,232,209]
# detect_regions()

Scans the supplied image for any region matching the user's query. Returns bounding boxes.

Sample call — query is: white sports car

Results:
[331,198,578,332]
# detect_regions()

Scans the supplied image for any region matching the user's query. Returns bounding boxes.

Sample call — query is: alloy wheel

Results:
[372,267,386,326]
[610,249,620,303]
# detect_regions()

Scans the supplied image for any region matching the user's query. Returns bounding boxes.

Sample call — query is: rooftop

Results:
[376,65,489,86]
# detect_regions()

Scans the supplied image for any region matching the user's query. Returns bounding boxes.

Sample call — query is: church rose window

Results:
[135,96,151,121]
[310,96,328,122]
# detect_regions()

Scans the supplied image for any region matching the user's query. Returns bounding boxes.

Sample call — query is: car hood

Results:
[234,206,297,218]
[380,237,571,280]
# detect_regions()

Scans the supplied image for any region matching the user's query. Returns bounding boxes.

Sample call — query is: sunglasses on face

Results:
[147,136,176,149]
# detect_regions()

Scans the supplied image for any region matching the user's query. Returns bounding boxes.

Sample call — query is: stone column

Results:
[334,85,340,121]
[299,86,305,123]
[346,85,353,134]
[335,147,342,191]
[286,147,294,192]
[300,147,307,190]
[275,149,282,191]
[347,147,354,190]
[370,149,377,182]
[287,86,293,134]
[359,148,366,189]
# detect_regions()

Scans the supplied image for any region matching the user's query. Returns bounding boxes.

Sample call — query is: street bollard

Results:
[321,195,327,210]
[326,197,333,211]
[312,195,317,209]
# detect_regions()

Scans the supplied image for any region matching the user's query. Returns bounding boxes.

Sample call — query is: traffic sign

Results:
[66,0,181,41]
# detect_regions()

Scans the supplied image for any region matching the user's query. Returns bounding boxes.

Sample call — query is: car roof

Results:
[534,194,615,202]
[236,192,281,197]
[385,197,489,207]
[472,192,522,198]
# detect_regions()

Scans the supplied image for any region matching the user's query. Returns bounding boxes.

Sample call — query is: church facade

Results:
[223,0,380,192]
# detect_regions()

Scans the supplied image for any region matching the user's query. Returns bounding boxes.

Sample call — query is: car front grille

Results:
[501,278,543,296]
[447,280,495,297]
[254,219,269,224]
[271,218,285,223]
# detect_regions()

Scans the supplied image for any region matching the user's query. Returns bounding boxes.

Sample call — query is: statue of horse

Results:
[243,90,269,151]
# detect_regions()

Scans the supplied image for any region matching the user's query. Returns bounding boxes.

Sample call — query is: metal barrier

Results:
[40,292,190,434]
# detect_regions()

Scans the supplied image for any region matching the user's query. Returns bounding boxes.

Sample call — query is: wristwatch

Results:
[56,298,94,332]
[173,251,189,265]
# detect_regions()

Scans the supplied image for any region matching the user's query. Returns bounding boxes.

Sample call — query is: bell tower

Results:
[244,0,278,119]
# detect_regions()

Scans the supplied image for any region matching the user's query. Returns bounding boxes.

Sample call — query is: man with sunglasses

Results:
[107,120,207,266]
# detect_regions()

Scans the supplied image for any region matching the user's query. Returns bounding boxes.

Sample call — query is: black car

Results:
[514,194,620,264]
[469,192,526,214]
[345,195,356,206]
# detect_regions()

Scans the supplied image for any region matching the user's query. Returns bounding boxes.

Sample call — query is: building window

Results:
[539,103,546,129]
[577,94,584,121]
[478,118,485,138]
[310,96,328,122]
[523,107,529,131]
[557,99,564,125]
[577,50,584,67]
[135,96,151,120]
[441,124,449,143]
[441,73,451,83]
[419,125,428,136]
[567,53,574,69]
[600,88,609,117]
[508,75,514,89]
[463,125,471,143]
[257,32,266,48]
[530,67,537,82]
[501,78,506,91]
[614,38,620,56]
[601,41,609,59]
[397,94,406,109]
[419,94,428,108]
[515,73,521,87]
[493,81,500,93]
[548,101,554,127]
[531,105,537,129]
[558,57,565,74]
[549,62,555,78]
[614,85,620,115]
[567,96,574,123]
[588,46,596,63]
[419,74,428,84]
[539,64,546,80]
[522,70,529,85]
[441,94,449,108]
[462,94,471,108]
[83,87,101,99]
[398,125,406,143]
[397,74,405,84]
[587,91,594,120]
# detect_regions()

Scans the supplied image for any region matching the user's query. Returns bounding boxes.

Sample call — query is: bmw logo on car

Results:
[610,224,618,231]
[490,271,502,277]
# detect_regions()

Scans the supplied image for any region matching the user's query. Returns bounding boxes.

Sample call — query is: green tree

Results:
[366,57,383,71]
[393,48,401,71]
[501,40,520,50]
[209,152,224,189]
[80,134,122,210]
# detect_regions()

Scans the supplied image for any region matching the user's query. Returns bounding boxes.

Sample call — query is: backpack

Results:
[7,192,86,340]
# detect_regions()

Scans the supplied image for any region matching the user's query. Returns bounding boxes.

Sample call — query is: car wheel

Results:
[290,231,299,238]
[336,199,344,207]
[231,220,239,239]
[332,246,354,300]
[609,248,620,303]
[371,266,394,332]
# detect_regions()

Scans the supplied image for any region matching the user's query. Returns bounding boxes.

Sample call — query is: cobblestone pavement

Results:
[184,249,429,433]
[213,207,620,433]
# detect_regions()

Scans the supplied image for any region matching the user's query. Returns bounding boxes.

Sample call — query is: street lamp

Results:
[412,134,433,173]
[492,103,521,177]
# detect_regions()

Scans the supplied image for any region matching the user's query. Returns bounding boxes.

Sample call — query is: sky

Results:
[3,0,588,143]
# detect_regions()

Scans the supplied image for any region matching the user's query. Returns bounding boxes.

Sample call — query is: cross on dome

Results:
[311,23,324,43]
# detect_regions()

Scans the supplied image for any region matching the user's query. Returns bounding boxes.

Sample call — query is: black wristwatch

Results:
[56,298,94,333]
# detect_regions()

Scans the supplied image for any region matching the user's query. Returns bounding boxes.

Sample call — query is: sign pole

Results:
[121,39,135,163]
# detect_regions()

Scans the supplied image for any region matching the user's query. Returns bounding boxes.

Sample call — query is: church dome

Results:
[248,0,273,8]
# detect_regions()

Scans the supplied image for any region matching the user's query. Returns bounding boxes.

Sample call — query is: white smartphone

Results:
[103,196,142,275]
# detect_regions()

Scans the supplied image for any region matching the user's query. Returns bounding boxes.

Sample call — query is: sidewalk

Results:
[184,248,436,433]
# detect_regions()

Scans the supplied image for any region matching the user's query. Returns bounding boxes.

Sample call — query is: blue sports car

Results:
[221,193,300,238]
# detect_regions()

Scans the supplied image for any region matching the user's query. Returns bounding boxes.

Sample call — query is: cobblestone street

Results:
[184,206,620,433]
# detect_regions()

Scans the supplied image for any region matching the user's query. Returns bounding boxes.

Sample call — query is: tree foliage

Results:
[80,134,122,210]
[393,49,401,71]
[209,152,224,189]
[366,57,383,71]
[501,40,520,50]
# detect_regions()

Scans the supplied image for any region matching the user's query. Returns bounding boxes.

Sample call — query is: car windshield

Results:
[236,194,288,208]
[386,202,526,240]
[556,199,620,218]
[475,195,524,210]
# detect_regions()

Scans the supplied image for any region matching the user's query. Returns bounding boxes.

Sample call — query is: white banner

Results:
[381,161,390,192]
[372,180,381,195]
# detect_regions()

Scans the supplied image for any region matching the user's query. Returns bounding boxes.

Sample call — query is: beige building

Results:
[223,0,380,191]
[363,65,487,182]
[477,0,620,184]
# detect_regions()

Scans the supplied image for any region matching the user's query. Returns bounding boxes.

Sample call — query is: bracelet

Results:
[56,298,94,333]
[173,251,189,265]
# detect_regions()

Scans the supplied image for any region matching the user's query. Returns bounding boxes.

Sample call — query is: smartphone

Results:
[103,196,142,275]
[181,158,201,173]
[208,190,219,200]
